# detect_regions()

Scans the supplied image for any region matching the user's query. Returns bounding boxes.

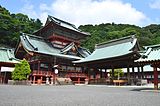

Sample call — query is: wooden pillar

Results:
[88,68,90,80]
[100,69,103,78]
[66,66,68,76]
[41,76,43,84]
[127,66,130,85]
[30,76,32,84]
[33,76,36,84]
[78,77,80,84]
[0,66,1,83]
[111,67,114,80]
[132,67,135,84]
[93,69,96,79]
[38,61,40,74]
[137,67,141,79]
[105,69,107,79]
[141,66,144,79]
[153,66,158,90]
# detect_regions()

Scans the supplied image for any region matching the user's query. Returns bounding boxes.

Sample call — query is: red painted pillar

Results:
[78,77,80,84]
[38,61,40,74]
[153,67,158,90]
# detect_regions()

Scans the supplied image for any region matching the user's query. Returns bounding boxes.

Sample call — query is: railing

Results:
[113,80,128,86]
[89,78,108,84]
[32,70,54,76]
[66,73,87,78]
[72,81,85,84]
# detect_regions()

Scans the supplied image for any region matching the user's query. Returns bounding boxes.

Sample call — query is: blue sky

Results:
[0,0,160,27]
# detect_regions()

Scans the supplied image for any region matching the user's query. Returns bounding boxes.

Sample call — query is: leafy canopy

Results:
[12,59,31,81]
[0,6,42,48]
[109,69,124,80]
[79,23,160,52]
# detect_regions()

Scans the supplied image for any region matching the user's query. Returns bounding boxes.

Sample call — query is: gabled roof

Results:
[77,47,91,58]
[47,15,90,35]
[0,48,19,64]
[18,33,83,60]
[74,35,140,64]
[61,42,91,58]
[34,15,90,37]
[136,44,160,62]
[61,42,75,54]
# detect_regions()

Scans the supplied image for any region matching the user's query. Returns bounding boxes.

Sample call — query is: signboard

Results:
[0,67,15,72]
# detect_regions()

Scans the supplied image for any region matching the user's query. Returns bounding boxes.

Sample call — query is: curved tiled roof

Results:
[34,15,90,37]
[0,48,19,63]
[74,35,140,64]
[48,15,90,35]
[20,33,83,60]
[136,44,160,62]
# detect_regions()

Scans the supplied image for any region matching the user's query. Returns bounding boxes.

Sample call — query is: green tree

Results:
[110,69,124,80]
[12,59,31,81]
[0,6,42,47]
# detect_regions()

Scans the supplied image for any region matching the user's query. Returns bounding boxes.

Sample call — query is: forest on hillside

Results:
[1,6,160,52]
[0,6,42,47]
[79,23,160,51]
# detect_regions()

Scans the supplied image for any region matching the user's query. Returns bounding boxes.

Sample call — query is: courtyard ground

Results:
[0,85,159,106]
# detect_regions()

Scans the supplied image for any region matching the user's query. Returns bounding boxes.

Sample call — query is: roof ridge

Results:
[96,35,135,46]
[0,47,8,50]
[22,33,44,39]
[48,15,76,28]
[22,33,51,43]
[0,47,12,50]
[144,44,160,49]
[48,15,90,35]
[95,35,135,49]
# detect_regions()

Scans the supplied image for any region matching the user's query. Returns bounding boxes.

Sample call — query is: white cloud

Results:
[39,12,48,25]
[20,2,38,19]
[21,0,147,26]
[149,0,160,9]
[39,3,50,11]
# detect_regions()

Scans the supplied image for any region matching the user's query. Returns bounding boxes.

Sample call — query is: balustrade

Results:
[32,70,54,76]
[66,73,87,78]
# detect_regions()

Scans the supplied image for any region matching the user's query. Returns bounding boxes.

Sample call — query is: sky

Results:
[0,0,160,27]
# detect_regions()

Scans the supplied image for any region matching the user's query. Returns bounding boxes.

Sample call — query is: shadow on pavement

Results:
[131,88,160,92]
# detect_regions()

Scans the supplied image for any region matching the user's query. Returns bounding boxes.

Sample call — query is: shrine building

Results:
[14,15,91,84]
[0,48,19,84]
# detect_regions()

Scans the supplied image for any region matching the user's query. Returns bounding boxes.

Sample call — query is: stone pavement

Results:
[0,85,159,106]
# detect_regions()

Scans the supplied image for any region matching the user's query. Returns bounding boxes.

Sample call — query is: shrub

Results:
[12,59,31,81]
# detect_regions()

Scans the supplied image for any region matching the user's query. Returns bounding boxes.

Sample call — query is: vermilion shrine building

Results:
[14,16,91,84]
